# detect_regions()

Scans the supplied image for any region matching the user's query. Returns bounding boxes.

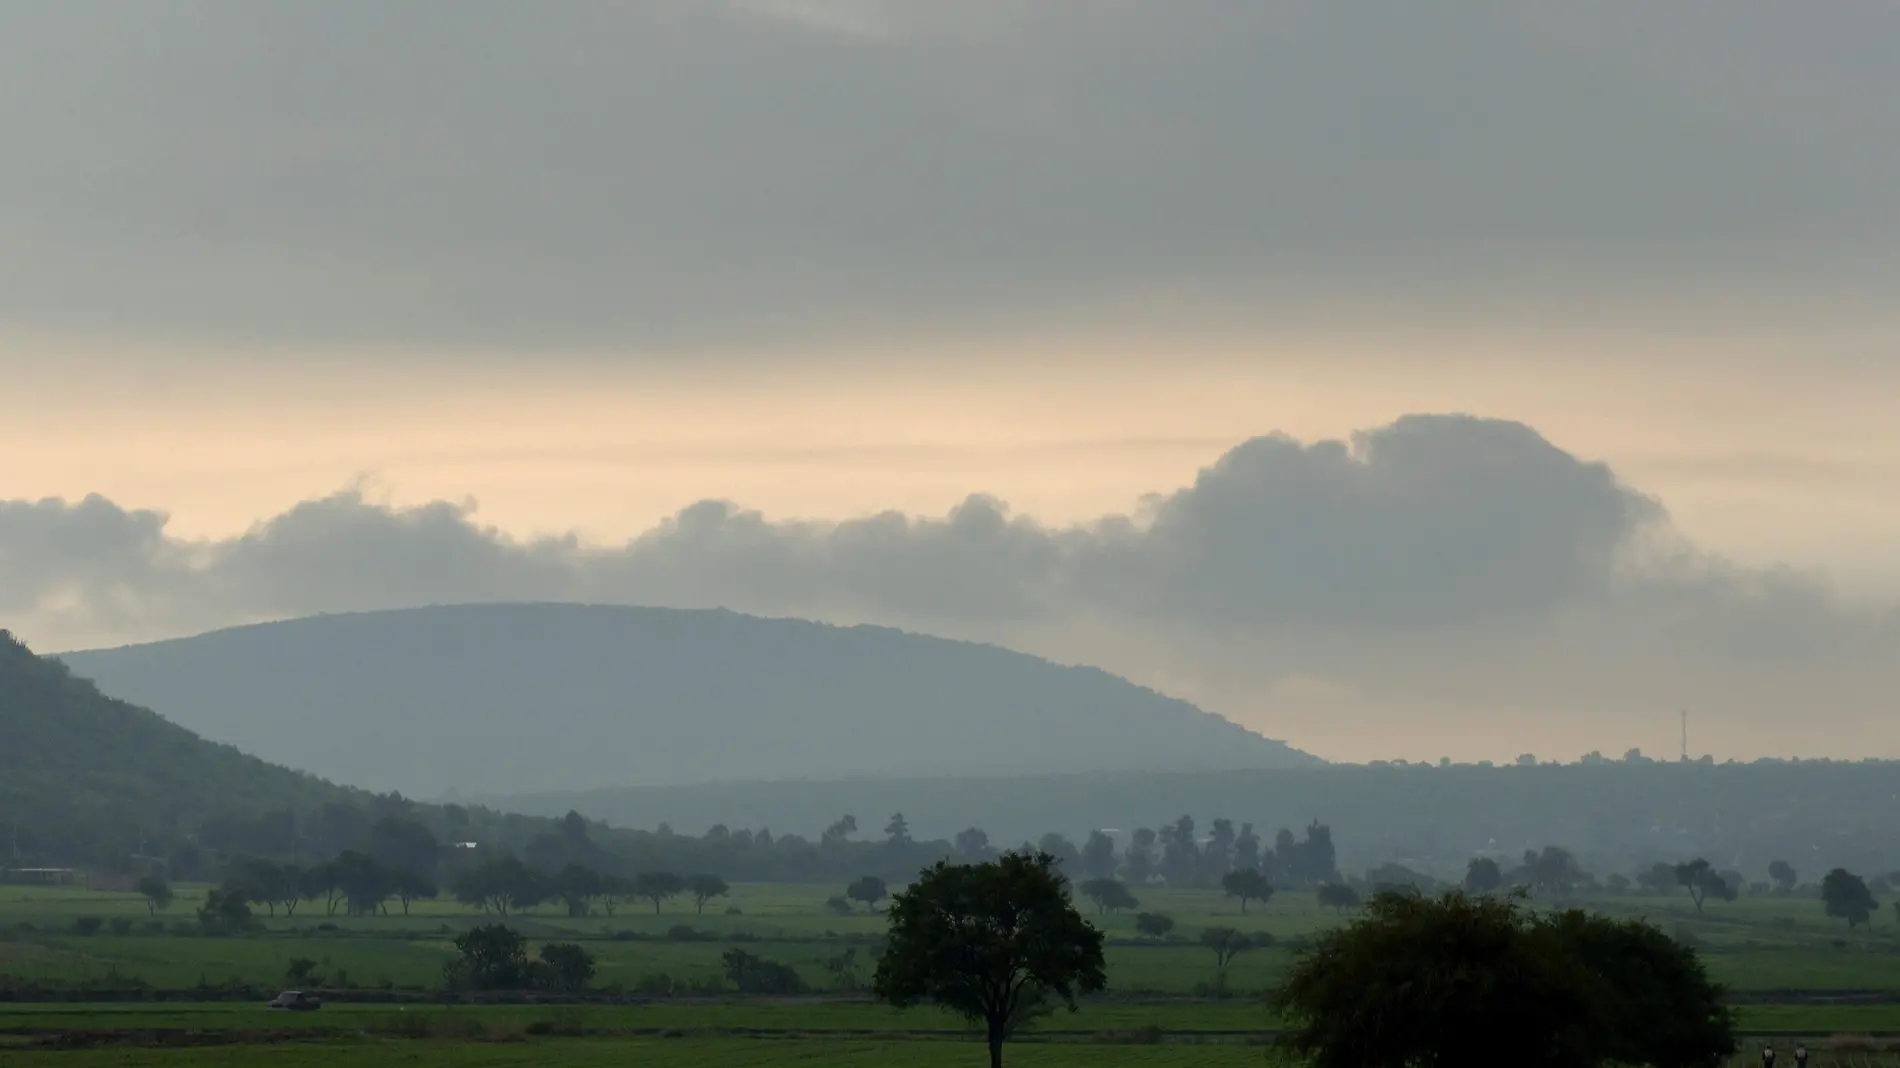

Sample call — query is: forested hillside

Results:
[0,629,351,868]
[59,604,1318,796]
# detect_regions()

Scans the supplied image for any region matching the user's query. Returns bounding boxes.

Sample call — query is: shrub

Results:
[108,918,133,936]
[72,917,104,936]
[721,949,807,995]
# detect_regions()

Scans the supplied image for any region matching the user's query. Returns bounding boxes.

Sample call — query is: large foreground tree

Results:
[874,851,1106,1068]
[1271,889,1734,1068]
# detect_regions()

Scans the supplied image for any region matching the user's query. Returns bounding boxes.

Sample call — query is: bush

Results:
[108,918,134,936]
[721,949,807,995]
[72,917,104,936]
[665,925,715,942]
[824,895,854,916]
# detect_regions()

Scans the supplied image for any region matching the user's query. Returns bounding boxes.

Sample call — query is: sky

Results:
[2,1,1898,763]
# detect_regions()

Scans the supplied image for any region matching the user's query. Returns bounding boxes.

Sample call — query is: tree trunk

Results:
[986,1018,1006,1068]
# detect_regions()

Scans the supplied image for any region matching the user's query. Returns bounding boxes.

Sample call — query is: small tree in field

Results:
[634,871,685,914]
[687,874,730,914]
[1077,877,1138,915]
[1220,868,1272,913]
[1316,882,1359,914]
[1822,868,1878,928]
[1134,912,1175,939]
[136,875,173,916]
[875,852,1106,1068]
[846,875,889,912]
[1200,926,1254,984]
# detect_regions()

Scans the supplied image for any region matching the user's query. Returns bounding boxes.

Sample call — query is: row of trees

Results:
[451,858,730,917]
[1455,851,1888,925]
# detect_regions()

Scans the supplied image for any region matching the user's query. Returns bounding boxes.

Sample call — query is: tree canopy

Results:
[1271,889,1735,1068]
[874,851,1106,1068]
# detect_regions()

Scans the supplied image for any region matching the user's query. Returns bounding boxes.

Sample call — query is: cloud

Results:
[1,2,1895,351]
[7,414,1893,763]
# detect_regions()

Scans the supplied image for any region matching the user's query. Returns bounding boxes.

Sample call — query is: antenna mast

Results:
[1680,708,1688,762]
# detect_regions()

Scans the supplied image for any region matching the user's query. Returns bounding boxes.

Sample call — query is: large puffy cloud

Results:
[5,414,1893,759]
[1,2,1895,350]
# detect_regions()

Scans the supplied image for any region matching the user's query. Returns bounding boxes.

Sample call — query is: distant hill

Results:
[59,604,1318,797]
[0,629,350,865]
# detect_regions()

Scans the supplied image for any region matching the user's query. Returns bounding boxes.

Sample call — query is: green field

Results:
[6,881,1897,995]
[6,880,1900,1064]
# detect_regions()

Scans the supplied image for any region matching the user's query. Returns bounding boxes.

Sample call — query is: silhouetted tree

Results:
[1134,911,1174,939]
[1078,877,1139,915]
[687,873,730,914]
[875,852,1106,1068]
[846,874,888,911]
[136,875,172,915]
[1767,860,1797,895]
[1316,882,1359,914]
[1272,890,1735,1068]
[1822,868,1878,927]
[1080,831,1118,880]
[884,813,911,846]
[1464,856,1504,895]
[634,871,685,914]
[1673,858,1735,913]
[538,942,595,992]
[955,826,993,860]
[1220,868,1272,912]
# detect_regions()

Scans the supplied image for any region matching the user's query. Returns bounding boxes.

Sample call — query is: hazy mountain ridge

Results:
[59,603,1318,797]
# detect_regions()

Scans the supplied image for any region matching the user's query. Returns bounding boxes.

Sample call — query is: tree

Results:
[1463,856,1504,895]
[955,826,993,860]
[884,813,911,846]
[1673,858,1736,914]
[1200,926,1253,973]
[447,924,532,990]
[846,874,889,912]
[1134,912,1174,939]
[688,873,730,914]
[1637,861,1677,895]
[1203,818,1236,879]
[552,862,601,918]
[538,942,596,992]
[1220,868,1273,913]
[822,814,858,846]
[1822,868,1879,928]
[1270,890,1736,1068]
[453,858,542,916]
[1079,831,1117,880]
[1316,882,1359,914]
[1767,860,1798,895]
[1036,832,1079,869]
[634,871,685,914]
[1077,877,1138,915]
[1233,823,1261,873]
[197,885,254,934]
[1159,814,1199,884]
[1122,828,1157,884]
[875,852,1107,1068]
[136,875,173,916]
[392,869,437,915]
[1537,908,1736,1068]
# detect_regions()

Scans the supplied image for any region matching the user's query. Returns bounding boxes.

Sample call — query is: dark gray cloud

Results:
[2,2,1895,351]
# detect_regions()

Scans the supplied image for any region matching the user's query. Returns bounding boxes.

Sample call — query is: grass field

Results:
[6,880,1900,1064]
[6,881,1897,995]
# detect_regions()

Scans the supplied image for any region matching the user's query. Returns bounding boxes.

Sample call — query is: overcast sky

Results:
[3,1,1897,762]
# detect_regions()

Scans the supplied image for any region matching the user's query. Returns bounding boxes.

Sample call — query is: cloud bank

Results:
[6,415,1893,761]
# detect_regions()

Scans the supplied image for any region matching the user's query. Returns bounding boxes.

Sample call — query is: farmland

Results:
[5,878,1900,1064]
